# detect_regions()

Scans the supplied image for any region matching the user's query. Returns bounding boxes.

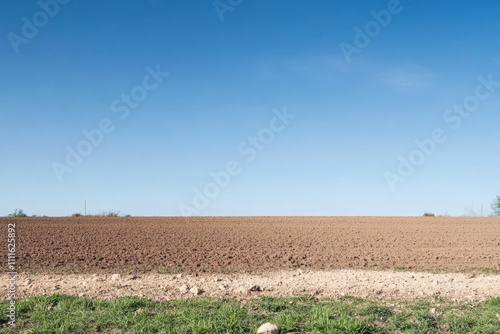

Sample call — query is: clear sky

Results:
[1,0,499,217]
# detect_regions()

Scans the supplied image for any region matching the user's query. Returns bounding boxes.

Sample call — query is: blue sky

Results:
[1,0,499,216]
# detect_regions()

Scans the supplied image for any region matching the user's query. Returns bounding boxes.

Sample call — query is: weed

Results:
[1,295,499,333]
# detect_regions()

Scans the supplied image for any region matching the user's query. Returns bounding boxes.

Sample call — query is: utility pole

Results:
[481,205,483,217]
[84,200,86,216]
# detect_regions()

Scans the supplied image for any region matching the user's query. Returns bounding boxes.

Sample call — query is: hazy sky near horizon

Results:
[1,0,499,217]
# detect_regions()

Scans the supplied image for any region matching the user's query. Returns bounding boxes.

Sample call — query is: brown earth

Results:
[2,216,500,274]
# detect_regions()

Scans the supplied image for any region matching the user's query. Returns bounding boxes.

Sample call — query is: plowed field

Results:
[3,216,500,273]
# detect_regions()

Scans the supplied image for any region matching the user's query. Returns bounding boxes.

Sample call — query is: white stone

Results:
[257,322,279,334]
[111,274,121,281]
[179,284,188,294]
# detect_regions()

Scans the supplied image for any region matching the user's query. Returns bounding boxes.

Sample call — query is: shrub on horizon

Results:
[100,210,120,217]
[491,196,500,216]
[7,209,27,217]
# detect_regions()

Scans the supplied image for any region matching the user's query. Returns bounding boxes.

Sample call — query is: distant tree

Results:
[423,213,435,217]
[98,210,120,217]
[463,205,478,217]
[104,210,119,217]
[491,196,500,216]
[7,209,27,217]
[72,213,82,217]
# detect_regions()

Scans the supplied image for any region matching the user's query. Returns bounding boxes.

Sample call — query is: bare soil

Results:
[3,269,499,302]
[3,216,500,274]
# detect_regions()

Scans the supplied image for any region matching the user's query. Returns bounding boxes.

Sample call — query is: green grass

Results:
[0,295,499,333]
[157,265,183,275]
[480,266,500,274]
[393,266,409,271]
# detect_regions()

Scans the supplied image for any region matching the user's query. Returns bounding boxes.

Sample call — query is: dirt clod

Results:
[190,286,202,295]
[179,284,188,294]
[249,285,263,292]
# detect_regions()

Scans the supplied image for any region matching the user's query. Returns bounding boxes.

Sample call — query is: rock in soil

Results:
[257,322,279,334]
